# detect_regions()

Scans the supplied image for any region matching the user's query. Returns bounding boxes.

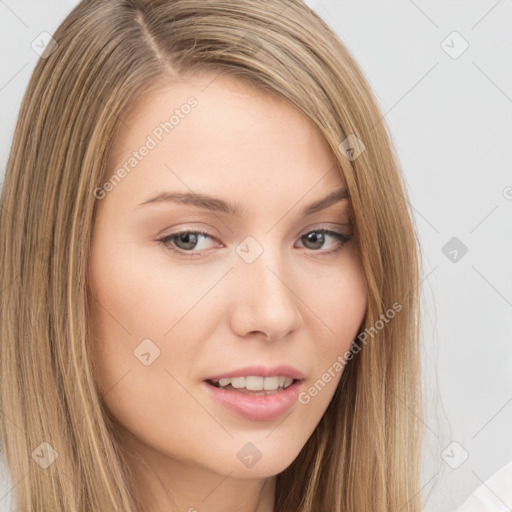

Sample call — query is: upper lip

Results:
[204,365,305,382]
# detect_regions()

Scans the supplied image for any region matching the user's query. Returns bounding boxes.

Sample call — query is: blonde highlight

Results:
[0,1,423,510]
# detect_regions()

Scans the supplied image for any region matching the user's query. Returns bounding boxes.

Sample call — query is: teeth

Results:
[264,376,279,390]
[213,376,294,391]
[231,377,246,389]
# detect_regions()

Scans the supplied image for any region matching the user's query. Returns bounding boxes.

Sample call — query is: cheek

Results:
[89,236,207,341]
[308,249,367,345]
[297,251,367,406]
[88,236,203,396]
[88,246,214,455]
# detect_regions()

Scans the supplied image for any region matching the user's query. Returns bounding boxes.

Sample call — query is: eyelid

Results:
[158,222,351,243]
[298,221,352,235]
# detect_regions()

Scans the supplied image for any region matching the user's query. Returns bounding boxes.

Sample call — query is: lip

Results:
[202,378,303,421]
[203,364,305,381]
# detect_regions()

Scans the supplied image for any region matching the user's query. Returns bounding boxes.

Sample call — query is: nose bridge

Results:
[230,235,302,339]
[238,234,290,295]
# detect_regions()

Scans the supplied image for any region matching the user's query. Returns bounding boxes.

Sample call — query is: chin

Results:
[224,443,303,479]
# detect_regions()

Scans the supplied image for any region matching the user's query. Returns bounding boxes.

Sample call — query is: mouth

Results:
[202,377,304,421]
[205,376,300,395]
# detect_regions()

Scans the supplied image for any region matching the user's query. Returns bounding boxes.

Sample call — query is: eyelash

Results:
[157,228,353,259]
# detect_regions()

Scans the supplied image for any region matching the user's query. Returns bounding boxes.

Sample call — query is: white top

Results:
[455,461,512,511]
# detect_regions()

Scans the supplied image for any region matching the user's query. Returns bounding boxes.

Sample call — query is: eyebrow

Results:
[137,186,349,217]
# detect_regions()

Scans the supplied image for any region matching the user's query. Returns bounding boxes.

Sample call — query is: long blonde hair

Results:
[0,0,423,510]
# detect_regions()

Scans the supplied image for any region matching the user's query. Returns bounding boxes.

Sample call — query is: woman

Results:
[0,0,423,510]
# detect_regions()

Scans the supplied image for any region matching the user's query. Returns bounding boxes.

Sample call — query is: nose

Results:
[229,246,303,342]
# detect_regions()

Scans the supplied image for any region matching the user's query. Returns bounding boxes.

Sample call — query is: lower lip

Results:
[202,380,302,421]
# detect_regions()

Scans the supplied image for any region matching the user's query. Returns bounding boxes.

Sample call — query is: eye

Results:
[158,230,217,257]
[157,227,353,258]
[297,229,352,255]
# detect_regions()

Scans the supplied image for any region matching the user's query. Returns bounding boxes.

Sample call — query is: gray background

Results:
[1,1,511,510]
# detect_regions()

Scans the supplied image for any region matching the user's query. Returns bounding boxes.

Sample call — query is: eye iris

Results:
[177,232,199,250]
[304,231,324,250]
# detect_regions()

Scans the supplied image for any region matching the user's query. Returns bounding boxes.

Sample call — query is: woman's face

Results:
[89,72,367,488]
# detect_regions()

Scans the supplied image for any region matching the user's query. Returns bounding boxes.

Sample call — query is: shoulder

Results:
[456,460,512,512]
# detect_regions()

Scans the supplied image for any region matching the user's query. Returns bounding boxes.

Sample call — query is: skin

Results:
[88,72,367,512]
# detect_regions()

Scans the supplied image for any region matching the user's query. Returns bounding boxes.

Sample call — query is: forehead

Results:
[102,73,345,214]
